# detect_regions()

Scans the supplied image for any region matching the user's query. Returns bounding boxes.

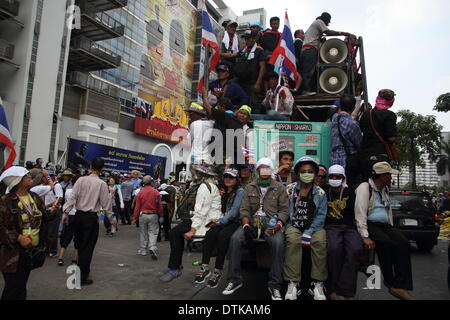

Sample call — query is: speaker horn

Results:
[320,38,349,64]
[319,68,348,94]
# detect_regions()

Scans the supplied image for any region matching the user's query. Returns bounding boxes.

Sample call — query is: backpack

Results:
[176,183,212,221]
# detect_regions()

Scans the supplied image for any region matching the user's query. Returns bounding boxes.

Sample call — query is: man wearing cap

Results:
[132,176,163,260]
[160,164,222,282]
[250,22,264,45]
[0,166,55,300]
[186,102,215,165]
[63,158,112,286]
[300,13,354,95]
[120,174,134,225]
[220,21,240,65]
[236,105,254,152]
[208,63,249,107]
[323,165,363,300]
[234,30,267,112]
[355,162,413,300]
[283,157,328,301]
[262,71,295,118]
[359,89,398,181]
[223,158,289,300]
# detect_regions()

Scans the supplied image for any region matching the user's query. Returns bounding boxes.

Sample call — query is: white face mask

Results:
[329,179,343,188]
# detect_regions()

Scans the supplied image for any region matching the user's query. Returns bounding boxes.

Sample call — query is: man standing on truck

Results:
[299,12,354,95]
[222,158,289,300]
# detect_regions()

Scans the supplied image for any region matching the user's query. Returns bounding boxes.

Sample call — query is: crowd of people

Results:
[211,13,355,117]
[0,11,441,302]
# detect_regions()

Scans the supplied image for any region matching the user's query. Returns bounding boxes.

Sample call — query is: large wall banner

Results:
[66,138,166,177]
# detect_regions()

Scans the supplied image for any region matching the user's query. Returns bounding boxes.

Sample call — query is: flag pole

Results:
[275,56,284,113]
[203,44,210,93]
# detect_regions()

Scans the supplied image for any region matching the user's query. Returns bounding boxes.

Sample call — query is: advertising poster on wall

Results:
[67,138,166,178]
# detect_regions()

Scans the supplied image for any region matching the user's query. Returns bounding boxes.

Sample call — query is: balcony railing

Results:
[69,36,121,71]
[0,38,14,60]
[76,0,128,13]
[74,11,124,41]
[0,0,19,20]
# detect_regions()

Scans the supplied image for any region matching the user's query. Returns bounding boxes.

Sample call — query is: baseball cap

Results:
[256,158,274,171]
[242,30,259,39]
[143,175,153,185]
[223,168,239,178]
[372,162,400,175]
[294,157,319,175]
[185,102,207,116]
[239,105,252,115]
[216,63,230,72]
[226,21,238,28]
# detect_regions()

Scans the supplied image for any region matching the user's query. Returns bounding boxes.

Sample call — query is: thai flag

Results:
[196,0,220,93]
[0,97,17,170]
[139,99,147,116]
[241,145,255,159]
[268,11,298,82]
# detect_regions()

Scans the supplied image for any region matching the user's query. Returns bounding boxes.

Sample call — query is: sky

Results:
[225,0,450,131]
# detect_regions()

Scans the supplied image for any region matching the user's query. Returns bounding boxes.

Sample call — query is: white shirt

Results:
[64,189,77,216]
[191,182,222,236]
[44,183,63,206]
[188,119,215,165]
[30,185,52,202]
[303,19,329,48]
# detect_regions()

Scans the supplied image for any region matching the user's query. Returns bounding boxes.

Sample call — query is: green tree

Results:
[435,139,450,176]
[397,110,443,189]
[433,93,450,113]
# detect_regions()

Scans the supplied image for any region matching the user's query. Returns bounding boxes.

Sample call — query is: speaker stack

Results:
[317,38,352,95]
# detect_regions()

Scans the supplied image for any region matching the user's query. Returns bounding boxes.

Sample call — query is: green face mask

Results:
[257,180,271,188]
[300,173,315,184]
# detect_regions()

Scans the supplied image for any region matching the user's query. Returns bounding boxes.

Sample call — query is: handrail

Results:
[71,36,121,65]
[0,0,19,16]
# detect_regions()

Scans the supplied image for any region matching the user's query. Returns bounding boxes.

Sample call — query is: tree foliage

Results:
[433,93,450,113]
[397,110,443,188]
[436,139,450,176]
[397,110,443,167]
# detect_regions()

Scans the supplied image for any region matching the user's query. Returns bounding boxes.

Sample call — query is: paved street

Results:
[1,222,448,300]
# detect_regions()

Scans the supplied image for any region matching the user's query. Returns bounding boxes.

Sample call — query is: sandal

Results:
[57,259,64,266]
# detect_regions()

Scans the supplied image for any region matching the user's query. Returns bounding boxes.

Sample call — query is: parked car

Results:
[390,191,440,252]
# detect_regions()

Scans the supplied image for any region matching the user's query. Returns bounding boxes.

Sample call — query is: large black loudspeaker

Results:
[318,38,350,95]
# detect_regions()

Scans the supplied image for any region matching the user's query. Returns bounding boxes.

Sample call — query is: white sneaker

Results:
[309,281,327,300]
[222,282,243,296]
[137,249,147,256]
[285,281,299,300]
[268,287,282,301]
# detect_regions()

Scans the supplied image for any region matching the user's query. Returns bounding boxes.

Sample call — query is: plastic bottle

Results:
[266,215,278,236]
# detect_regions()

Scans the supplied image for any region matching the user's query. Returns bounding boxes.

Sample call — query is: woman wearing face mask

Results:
[323,165,363,300]
[283,157,328,301]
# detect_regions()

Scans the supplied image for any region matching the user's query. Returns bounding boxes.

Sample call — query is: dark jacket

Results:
[0,192,51,273]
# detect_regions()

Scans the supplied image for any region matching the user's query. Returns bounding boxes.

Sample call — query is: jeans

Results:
[1,249,31,300]
[299,48,318,92]
[168,220,192,270]
[227,227,285,290]
[283,227,327,282]
[60,215,77,249]
[47,210,62,255]
[325,224,363,297]
[368,222,413,290]
[73,211,99,281]
[123,200,132,224]
[139,214,159,252]
[202,222,240,270]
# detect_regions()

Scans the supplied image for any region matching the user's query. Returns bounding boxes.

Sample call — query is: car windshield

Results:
[390,194,429,211]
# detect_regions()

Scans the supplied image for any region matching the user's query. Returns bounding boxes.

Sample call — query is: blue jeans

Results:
[226,227,285,290]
